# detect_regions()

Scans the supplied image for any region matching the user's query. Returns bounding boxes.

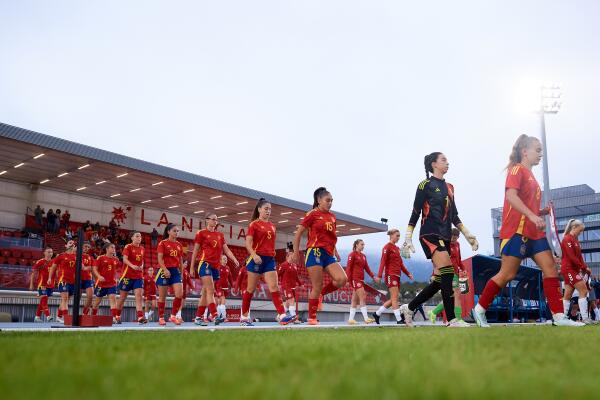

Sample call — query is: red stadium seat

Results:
[1,250,10,258]
[22,251,32,259]
[0,256,6,264]
[19,258,30,266]
[11,250,22,258]
[7,257,17,265]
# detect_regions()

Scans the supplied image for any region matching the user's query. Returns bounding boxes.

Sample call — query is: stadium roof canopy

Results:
[0,122,387,236]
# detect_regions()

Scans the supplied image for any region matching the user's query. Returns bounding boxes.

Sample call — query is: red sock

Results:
[271,291,285,315]
[111,308,118,318]
[83,306,89,315]
[57,309,63,318]
[41,296,49,316]
[320,282,338,297]
[208,302,218,317]
[478,279,502,310]
[158,302,165,319]
[172,297,182,316]
[35,300,43,317]
[92,308,98,316]
[543,277,563,315]
[117,308,122,318]
[137,310,144,320]
[196,305,206,318]
[242,291,253,315]
[308,298,319,320]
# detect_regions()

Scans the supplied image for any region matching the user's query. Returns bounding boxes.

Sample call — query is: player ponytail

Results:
[564,219,583,236]
[506,134,539,170]
[251,198,270,222]
[352,239,363,251]
[163,223,176,240]
[312,187,330,209]
[424,152,442,178]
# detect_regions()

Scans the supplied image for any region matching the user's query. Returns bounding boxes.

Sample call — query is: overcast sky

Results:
[2,1,599,264]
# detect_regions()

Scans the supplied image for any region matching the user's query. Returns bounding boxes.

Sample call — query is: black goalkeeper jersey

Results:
[408,176,462,240]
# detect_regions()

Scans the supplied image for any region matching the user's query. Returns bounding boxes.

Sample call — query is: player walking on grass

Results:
[278,250,303,322]
[144,267,157,321]
[560,219,596,325]
[117,231,147,324]
[81,242,95,316]
[215,255,233,320]
[345,239,376,324]
[30,247,54,322]
[293,187,347,325]
[400,152,478,328]
[190,214,239,325]
[428,228,467,323]
[472,135,584,327]
[240,198,296,326]
[92,243,119,323]
[156,224,185,326]
[372,230,414,324]
[48,240,77,324]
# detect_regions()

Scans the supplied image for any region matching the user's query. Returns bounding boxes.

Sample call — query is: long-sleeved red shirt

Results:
[217,264,233,290]
[378,242,410,278]
[450,241,465,274]
[278,261,302,289]
[561,233,588,273]
[346,251,374,282]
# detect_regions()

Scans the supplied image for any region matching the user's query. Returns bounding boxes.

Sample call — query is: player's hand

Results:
[464,233,479,252]
[47,278,52,286]
[540,201,553,216]
[374,277,381,284]
[529,214,546,231]
[190,267,196,278]
[252,254,262,265]
[292,251,300,264]
[98,276,106,282]
[163,269,171,278]
[408,273,414,280]
[232,258,240,268]
[401,239,415,258]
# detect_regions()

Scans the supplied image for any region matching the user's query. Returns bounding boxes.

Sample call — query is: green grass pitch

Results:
[1,326,598,400]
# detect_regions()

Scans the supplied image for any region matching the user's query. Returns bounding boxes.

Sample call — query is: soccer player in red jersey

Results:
[48,240,77,324]
[428,228,467,323]
[156,223,185,326]
[278,251,303,321]
[92,243,119,322]
[235,266,248,295]
[176,262,193,321]
[29,247,54,322]
[190,213,239,326]
[240,198,296,326]
[81,242,95,316]
[215,255,232,320]
[144,267,157,321]
[560,219,595,324]
[400,152,477,328]
[372,230,413,324]
[472,135,583,327]
[345,239,376,324]
[116,231,146,324]
[293,187,347,325]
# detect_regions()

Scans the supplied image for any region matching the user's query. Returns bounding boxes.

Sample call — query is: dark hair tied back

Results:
[312,187,330,209]
[424,152,442,179]
[251,198,270,222]
[163,223,176,240]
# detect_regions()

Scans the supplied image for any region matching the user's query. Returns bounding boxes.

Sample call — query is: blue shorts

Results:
[95,286,117,297]
[305,247,337,268]
[38,287,53,297]
[57,282,74,296]
[82,280,94,290]
[155,267,182,286]
[245,255,276,274]
[198,262,220,281]
[500,234,551,259]
[119,277,144,292]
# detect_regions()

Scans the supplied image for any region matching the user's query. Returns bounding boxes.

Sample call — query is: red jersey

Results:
[346,251,375,282]
[143,275,157,297]
[194,229,225,266]
[33,258,52,288]
[217,264,233,289]
[378,243,410,278]
[278,261,302,289]
[122,243,145,279]
[81,253,94,281]
[236,267,248,291]
[450,241,465,275]
[95,255,119,288]
[561,233,587,273]
[302,209,337,255]
[157,239,183,268]
[182,268,193,294]
[247,220,276,257]
[500,164,545,240]
[54,252,77,284]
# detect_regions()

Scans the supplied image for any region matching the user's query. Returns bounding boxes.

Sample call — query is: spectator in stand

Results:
[109,219,117,238]
[65,226,74,241]
[94,221,101,232]
[46,209,55,233]
[83,220,91,231]
[54,209,62,233]
[151,228,159,248]
[34,205,44,227]
[61,210,70,229]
